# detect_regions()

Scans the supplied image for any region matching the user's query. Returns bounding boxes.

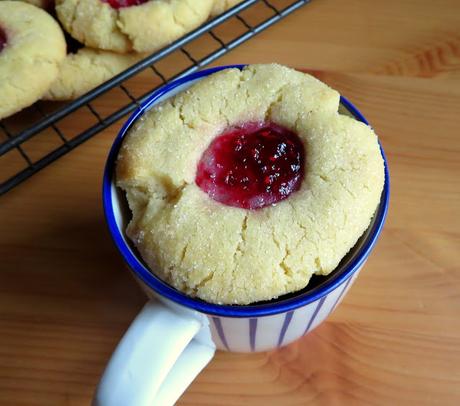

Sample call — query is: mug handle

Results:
[92,299,216,406]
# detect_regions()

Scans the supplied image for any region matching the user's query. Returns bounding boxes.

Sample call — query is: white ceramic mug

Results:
[96,65,390,406]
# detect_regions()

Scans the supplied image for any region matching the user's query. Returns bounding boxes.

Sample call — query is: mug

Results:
[97,65,390,406]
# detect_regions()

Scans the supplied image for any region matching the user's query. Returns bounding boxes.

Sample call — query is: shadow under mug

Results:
[96,65,390,406]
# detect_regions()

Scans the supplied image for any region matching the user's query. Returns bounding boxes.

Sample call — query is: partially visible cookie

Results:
[0,1,66,120]
[211,0,242,17]
[55,0,213,53]
[9,0,54,9]
[43,47,143,100]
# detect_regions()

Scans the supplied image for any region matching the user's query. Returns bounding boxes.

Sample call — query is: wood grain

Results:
[1,0,460,404]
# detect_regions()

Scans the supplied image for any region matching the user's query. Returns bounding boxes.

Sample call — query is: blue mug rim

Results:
[102,64,390,318]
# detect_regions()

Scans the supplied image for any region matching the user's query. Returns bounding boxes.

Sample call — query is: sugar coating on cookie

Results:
[211,0,242,16]
[43,47,143,100]
[56,0,213,53]
[0,1,66,120]
[10,0,54,9]
[116,64,385,305]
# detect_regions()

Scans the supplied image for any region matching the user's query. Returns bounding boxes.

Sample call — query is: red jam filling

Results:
[101,0,148,9]
[0,27,7,53]
[196,122,305,210]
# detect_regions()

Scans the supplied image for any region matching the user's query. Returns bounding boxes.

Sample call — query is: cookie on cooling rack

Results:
[43,47,144,100]
[211,0,243,16]
[0,1,66,120]
[116,64,385,305]
[55,0,213,53]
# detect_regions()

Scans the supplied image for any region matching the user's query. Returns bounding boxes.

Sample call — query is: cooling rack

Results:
[0,0,310,195]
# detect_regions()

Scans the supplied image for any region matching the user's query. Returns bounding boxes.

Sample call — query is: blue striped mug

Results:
[97,65,389,406]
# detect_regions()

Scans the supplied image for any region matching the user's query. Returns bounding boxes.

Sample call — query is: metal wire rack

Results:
[0,0,309,195]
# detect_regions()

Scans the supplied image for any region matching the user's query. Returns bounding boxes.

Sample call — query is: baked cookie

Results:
[9,0,54,9]
[116,64,385,305]
[0,1,66,120]
[55,0,213,53]
[43,47,143,100]
[211,0,243,17]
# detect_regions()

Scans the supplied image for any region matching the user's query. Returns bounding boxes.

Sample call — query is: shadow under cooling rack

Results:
[0,0,310,196]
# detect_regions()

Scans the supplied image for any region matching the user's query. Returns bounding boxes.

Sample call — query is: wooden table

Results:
[1,0,460,404]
